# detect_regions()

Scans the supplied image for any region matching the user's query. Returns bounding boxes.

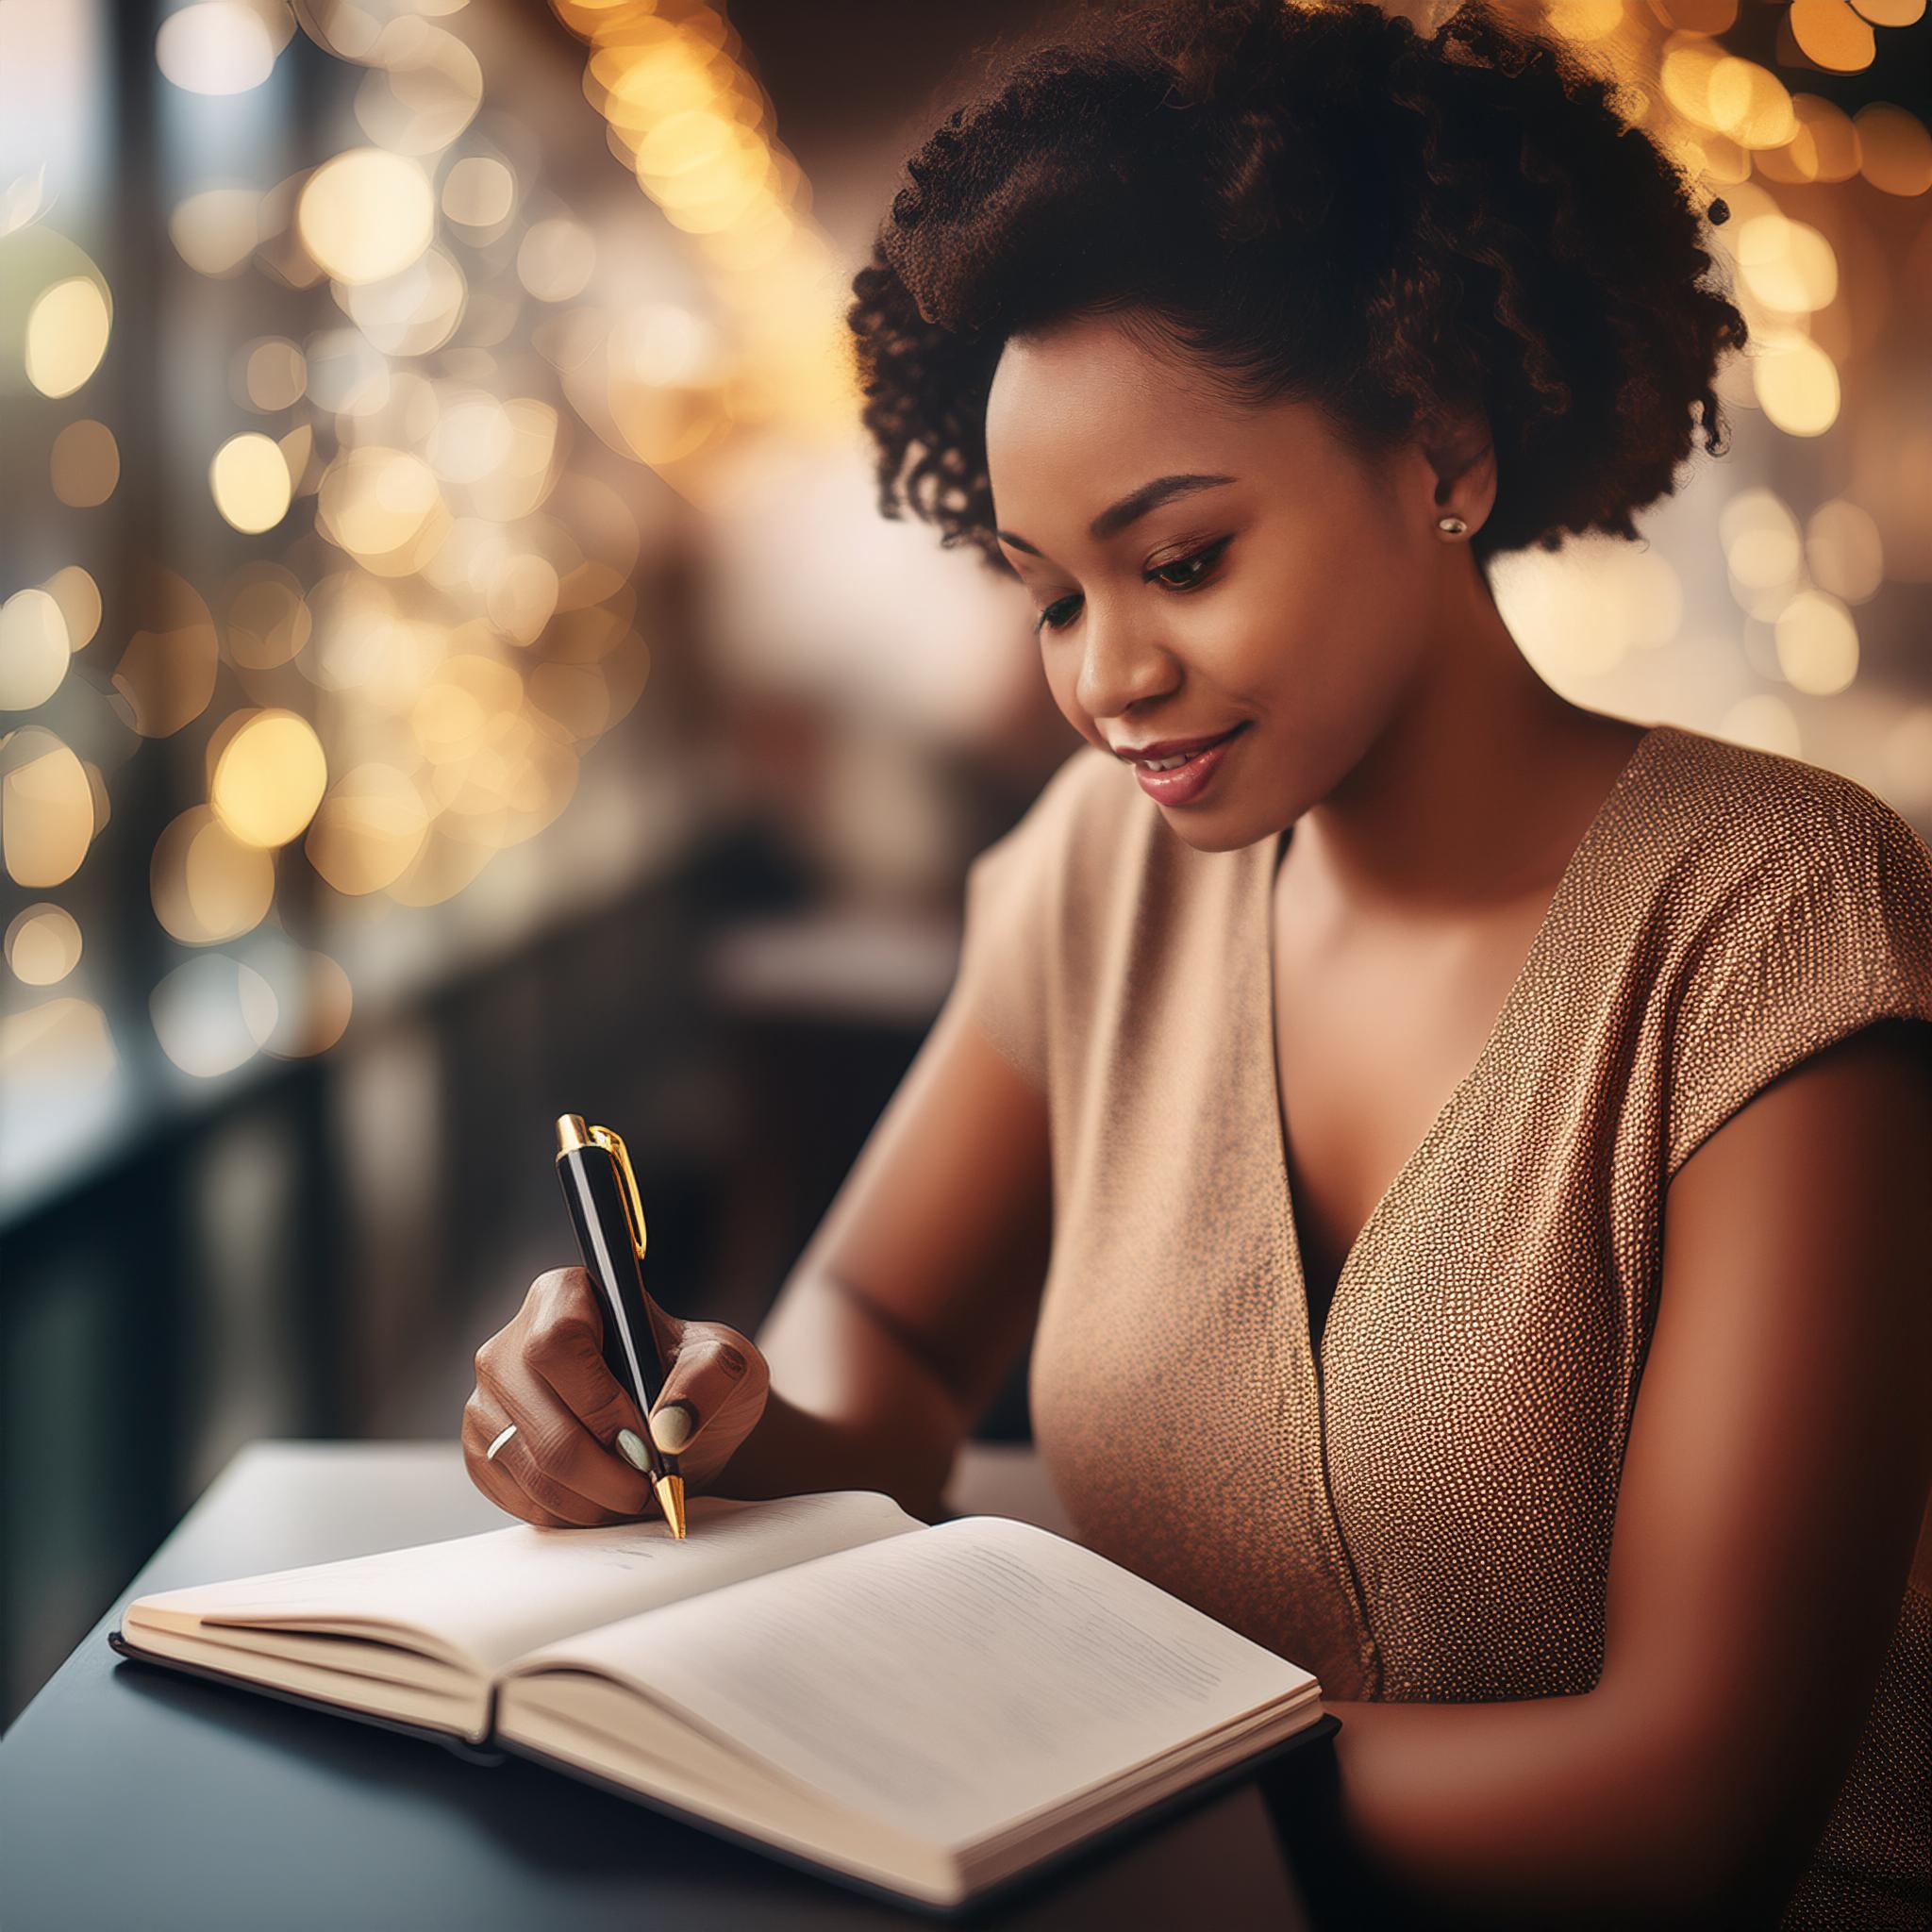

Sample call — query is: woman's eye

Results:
[1149,537,1232,591]
[1030,537,1232,636]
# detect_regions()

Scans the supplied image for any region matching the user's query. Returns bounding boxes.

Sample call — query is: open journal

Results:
[109,1490,1335,1912]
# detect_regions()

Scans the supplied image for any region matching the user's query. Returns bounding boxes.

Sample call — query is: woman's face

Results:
[984,309,1469,853]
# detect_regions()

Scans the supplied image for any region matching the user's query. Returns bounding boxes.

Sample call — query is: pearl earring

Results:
[1436,515,1468,536]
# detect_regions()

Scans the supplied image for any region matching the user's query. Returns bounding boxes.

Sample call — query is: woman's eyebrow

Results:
[995,472,1238,557]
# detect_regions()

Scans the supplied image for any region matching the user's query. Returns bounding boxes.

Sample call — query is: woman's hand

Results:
[462,1266,771,1527]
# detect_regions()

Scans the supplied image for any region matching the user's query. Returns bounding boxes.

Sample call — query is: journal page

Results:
[124,1490,922,1674]
[503,1513,1321,1847]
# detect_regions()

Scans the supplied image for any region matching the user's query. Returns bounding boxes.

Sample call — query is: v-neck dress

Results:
[955,720,1932,1929]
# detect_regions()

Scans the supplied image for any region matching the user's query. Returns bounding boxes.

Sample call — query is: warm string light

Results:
[546,0,858,465]
[4,0,662,1091]
[1496,0,1926,774]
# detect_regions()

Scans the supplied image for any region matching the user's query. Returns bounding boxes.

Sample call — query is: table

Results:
[0,1441,1336,1931]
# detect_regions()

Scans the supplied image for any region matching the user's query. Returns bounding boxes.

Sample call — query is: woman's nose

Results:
[1073,607,1177,723]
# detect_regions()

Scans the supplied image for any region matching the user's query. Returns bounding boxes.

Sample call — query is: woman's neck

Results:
[1290,622,1644,928]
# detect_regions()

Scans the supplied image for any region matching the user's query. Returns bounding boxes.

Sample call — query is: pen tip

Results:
[656,1472,687,1540]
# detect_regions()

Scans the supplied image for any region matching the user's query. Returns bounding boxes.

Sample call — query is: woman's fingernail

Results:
[649,1401,695,1454]
[616,1428,650,1472]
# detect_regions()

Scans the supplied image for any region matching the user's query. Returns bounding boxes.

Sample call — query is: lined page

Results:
[506,1514,1320,1848]
[124,1491,920,1674]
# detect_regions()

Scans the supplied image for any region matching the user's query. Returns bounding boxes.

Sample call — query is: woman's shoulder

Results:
[1641,721,1932,921]
[1644,724,1932,1178]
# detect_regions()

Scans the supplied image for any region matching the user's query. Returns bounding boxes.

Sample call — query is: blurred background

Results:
[1,0,1927,1727]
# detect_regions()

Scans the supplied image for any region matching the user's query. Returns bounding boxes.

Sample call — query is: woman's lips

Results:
[1130,722,1249,805]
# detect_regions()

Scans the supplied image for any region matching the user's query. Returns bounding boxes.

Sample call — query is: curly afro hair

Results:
[845,0,1748,575]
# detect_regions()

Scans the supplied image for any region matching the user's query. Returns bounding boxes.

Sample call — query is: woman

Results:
[462,2,1932,1924]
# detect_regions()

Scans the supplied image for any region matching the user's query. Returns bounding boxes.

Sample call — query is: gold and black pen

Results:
[554,1113,687,1538]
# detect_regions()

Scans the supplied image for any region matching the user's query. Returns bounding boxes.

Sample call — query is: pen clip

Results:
[588,1124,647,1262]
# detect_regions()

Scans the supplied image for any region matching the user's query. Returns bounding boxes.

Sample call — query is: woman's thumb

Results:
[648,1325,762,1454]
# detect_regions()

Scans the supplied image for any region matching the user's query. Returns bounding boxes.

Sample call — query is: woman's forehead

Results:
[987,332,1337,528]
[989,313,1224,421]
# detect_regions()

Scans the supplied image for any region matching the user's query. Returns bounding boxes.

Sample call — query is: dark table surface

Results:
[0,1441,1335,1932]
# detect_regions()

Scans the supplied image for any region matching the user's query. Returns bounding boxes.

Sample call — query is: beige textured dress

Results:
[956,720,1932,1928]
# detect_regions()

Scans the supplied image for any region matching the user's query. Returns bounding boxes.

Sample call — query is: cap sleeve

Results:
[1665,790,1932,1185]
[949,748,1103,1095]
[956,828,1050,1091]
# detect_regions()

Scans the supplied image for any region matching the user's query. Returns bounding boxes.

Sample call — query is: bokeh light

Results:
[316,444,449,574]
[296,148,435,285]
[1735,213,1837,314]
[5,904,83,986]
[239,335,308,410]
[0,996,115,1089]
[1752,331,1840,436]
[1856,102,1932,194]
[516,216,595,302]
[208,708,328,848]
[111,571,220,738]
[209,430,293,532]
[150,954,277,1078]
[1790,0,1874,71]
[239,936,354,1058]
[220,563,312,670]
[24,275,111,398]
[1805,500,1884,604]
[1774,589,1860,694]
[306,763,430,893]
[39,567,101,651]
[353,18,483,156]
[150,805,275,945]
[1,726,93,887]
[49,419,120,508]
[441,154,514,228]
[0,590,70,710]
[337,244,467,357]
[170,187,263,278]
[155,2,287,95]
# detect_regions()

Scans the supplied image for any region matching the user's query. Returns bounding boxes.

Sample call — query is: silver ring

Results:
[485,1423,518,1461]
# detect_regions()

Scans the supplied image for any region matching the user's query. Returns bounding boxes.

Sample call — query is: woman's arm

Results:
[461,977,1051,1526]
[709,991,1055,1519]
[1304,1019,1932,1930]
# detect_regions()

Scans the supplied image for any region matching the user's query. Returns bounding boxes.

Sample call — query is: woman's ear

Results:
[1417,407,1496,536]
